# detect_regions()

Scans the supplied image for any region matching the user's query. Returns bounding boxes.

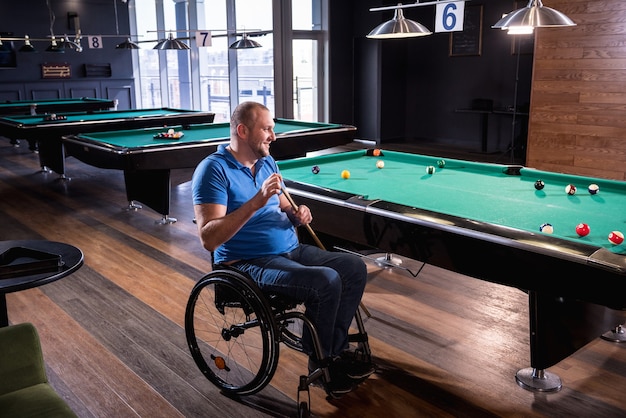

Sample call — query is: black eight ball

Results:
[534,180,545,190]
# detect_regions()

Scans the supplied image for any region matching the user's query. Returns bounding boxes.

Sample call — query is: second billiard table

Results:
[278,149,626,392]
[0,108,215,176]
[63,119,357,223]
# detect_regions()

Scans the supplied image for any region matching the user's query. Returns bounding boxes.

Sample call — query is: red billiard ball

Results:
[575,223,590,237]
[608,231,624,245]
[372,148,381,156]
[565,184,577,195]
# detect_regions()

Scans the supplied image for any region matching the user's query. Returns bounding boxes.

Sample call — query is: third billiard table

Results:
[0,97,115,116]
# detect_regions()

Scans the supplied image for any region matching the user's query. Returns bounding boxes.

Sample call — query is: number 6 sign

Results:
[435,1,465,33]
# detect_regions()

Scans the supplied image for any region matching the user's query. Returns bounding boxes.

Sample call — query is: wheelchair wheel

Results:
[185,269,280,396]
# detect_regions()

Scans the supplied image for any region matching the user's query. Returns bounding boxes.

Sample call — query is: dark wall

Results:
[0,0,135,108]
[330,0,533,151]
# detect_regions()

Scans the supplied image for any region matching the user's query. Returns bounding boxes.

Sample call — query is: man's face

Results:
[245,109,276,158]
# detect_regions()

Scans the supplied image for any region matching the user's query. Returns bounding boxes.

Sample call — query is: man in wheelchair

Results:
[191,101,374,397]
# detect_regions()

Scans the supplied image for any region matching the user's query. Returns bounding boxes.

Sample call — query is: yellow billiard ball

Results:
[341,170,350,179]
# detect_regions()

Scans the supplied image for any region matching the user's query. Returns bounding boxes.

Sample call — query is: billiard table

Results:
[63,119,356,223]
[0,108,216,176]
[278,149,626,392]
[0,97,116,116]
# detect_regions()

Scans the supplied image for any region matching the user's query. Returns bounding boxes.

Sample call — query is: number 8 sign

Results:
[435,1,465,33]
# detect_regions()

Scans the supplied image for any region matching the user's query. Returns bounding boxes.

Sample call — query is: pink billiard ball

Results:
[565,184,577,195]
[608,231,624,245]
[575,223,590,237]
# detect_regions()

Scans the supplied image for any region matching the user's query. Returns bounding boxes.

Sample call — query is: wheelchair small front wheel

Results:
[185,270,279,396]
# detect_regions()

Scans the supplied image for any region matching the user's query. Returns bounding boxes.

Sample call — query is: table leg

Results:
[601,324,626,342]
[480,112,489,152]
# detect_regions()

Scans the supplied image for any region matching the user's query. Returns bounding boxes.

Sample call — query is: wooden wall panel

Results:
[527,0,626,180]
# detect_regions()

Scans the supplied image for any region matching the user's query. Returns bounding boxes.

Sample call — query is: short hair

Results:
[230,101,270,137]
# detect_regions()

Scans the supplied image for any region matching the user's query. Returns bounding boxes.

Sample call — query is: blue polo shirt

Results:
[191,144,299,264]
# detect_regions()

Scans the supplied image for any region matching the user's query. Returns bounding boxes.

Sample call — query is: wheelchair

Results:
[184,264,372,417]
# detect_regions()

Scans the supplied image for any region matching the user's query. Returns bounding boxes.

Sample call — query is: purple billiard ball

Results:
[311,165,320,174]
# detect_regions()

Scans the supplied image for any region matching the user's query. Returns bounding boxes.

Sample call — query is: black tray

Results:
[0,247,64,279]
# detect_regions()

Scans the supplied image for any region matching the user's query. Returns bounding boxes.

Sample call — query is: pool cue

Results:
[281,186,372,317]
[281,187,326,250]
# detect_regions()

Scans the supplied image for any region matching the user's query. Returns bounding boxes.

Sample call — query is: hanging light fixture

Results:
[45,36,64,53]
[153,33,190,50]
[60,34,83,52]
[367,6,432,39]
[113,0,140,49]
[116,38,140,49]
[493,0,576,33]
[229,32,262,49]
[19,35,37,52]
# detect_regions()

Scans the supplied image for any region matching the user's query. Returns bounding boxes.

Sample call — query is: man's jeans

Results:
[233,244,367,360]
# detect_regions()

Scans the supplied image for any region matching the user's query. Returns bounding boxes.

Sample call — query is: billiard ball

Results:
[540,223,554,234]
[588,184,599,194]
[565,184,577,195]
[575,223,590,237]
[608,231,624,245]
[311,165,320,174]
[437,159,446,168]
[534,180,545,190]
[376,160,385,169]
[426,165,435,175]
[372,148,381,156]
[341,169,350,179]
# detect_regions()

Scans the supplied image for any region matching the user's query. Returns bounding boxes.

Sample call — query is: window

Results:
[134,0,326,122]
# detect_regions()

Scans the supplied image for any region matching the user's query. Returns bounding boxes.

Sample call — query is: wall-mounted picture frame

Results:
[449,5,483,57]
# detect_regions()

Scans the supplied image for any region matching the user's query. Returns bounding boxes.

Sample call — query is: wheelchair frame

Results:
[184,266,371,416]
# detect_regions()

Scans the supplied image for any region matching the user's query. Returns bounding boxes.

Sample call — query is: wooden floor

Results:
[1,139,625,418]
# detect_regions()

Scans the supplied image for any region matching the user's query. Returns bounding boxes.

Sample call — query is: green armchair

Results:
[0,322,76,417]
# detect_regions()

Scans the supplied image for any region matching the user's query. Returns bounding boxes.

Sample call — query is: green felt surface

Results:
[75,119,342,148]
[278,150,626,253]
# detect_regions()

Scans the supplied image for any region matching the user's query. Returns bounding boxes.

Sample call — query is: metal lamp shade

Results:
[154,33,189,50]
[493,0,576,30]
[367,8,432,39]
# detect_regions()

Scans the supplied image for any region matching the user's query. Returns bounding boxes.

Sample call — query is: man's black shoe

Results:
[308,357,355,398]
[335,352,376,380]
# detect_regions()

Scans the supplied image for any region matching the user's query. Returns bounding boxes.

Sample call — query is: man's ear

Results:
[236,123,248,139]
